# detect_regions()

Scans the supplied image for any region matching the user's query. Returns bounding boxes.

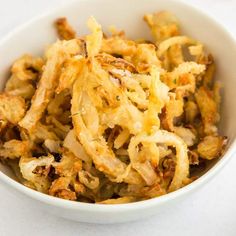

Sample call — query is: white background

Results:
[0,0,235,235]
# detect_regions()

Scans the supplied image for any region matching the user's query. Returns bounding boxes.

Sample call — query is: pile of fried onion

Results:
[0,11,227,204]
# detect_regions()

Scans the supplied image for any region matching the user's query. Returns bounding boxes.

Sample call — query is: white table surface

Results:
[0,0,235,235]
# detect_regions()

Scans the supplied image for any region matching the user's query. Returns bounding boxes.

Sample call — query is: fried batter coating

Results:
[55,18,76,40]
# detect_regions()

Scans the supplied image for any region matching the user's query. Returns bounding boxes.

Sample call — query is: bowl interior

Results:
[0,0,235,187]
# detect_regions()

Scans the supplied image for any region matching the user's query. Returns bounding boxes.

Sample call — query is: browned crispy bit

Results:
[197,135,227,160]
[185,100,199,124]
[161,96,183,130]
[11,55,44,81]
[131,43,161,73]
[0,93,26,125]
[55,189,77,200]
[73,180,86,194]
[32,165,51,177]
[203,62,215,88]
[195,86,219,135]
[55,17,76,40]
[49,177,77,200]
[102,37,137,57]
[0,119,8,133]
[197,54,214,69]
[144,11,180,44]
[188,150,199,165]
[162,156,176,179]
[4,74,36,100]
[0,140,30,159]
[53,150,82,177]
[95,53,136,73]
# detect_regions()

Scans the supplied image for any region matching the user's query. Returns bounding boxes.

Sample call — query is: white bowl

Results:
[0,0,236,224]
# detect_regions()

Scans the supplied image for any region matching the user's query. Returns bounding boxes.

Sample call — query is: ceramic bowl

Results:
[0,0,235,224]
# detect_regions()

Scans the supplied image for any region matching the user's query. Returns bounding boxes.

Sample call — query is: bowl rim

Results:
[0,0,236,212]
